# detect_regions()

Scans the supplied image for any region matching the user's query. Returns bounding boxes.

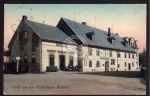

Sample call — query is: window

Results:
[103,50,106,56]
[12,56,14,62]
[125,62,127,67]
[119,54,121,58]
[24,55,28,63]
[89,61,92,67]
[132,62,134,67]
[109,51,112,57]
[96,61,100,67]
[32,54,36,63]
[117,52,121,58]
[18,33,19,40]
[25,32,27,43]
[125,42,128,47]
[25,32,27,38]
[112,39,115,44]
[84,60,87,66]
[125,53,127,58]
[111,59,115,65]
[96,49,100,56]
[118,64,120,68]
[88,48,92,56]
[56,43,67,47]
[86,32,95,40]
[136,61,138,66]
[49,55,54,66]
[129,53,130,58]
[132,53,134,59]
[136,53,138,57]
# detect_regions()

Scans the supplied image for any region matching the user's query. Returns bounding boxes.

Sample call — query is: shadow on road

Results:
[76,71,141,78]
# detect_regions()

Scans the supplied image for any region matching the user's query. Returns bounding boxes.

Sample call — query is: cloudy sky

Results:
[4,4,146,52]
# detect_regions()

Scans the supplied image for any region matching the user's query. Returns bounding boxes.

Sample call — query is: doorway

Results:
[105,61,109,71]
[59,55,65,70]
[49,55,54,66]
[128,63,131,70]
[69,56,73,66]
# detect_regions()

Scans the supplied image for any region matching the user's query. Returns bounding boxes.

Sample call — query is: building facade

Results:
[8,16,139,72]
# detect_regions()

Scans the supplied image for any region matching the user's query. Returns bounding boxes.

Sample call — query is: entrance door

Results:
[69,56,73,66]
[128,63,131,70]
[59,55,65,70]
[49,55,54,66]
[105,61,109,71]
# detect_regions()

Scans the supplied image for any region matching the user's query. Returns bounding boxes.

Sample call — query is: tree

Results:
[3,50,11,62]
[139,48,147,67]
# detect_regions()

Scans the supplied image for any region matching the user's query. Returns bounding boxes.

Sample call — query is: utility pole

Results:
[43,8,45,24]
[95,16,96,28]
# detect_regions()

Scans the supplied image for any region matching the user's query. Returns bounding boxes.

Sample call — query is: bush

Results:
[3,70,20,74]
[46,66,58,72]
[4,62,17,72]
[140,68,146,80]
[4,70,14,74]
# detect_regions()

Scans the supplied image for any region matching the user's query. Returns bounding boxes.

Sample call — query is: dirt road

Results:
[4,71,146,95]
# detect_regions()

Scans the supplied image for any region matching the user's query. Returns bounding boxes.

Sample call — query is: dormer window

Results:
[122,40,128,47]
[86,31,95,40]
[108,37,115,45]
[125,42,128,47]
[134,40,138,48]
[126,38,128,43]
[112,39,115,44]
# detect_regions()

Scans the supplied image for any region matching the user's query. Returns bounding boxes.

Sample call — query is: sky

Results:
[4,4,146,52]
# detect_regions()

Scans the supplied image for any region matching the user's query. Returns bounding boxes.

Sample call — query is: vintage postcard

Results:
[4,4,146,95]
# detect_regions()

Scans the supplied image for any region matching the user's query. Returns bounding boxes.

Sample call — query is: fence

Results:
[4,62,39,73]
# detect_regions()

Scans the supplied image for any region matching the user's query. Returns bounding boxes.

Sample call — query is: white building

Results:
[8,16,139,73]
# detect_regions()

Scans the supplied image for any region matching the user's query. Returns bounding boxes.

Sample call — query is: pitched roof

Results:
[25,20,76,44]
[61,18,135,52]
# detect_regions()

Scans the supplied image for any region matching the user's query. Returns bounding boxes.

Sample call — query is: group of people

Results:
[68,64,81,71]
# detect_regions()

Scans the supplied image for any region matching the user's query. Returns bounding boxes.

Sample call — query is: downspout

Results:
[39,38,42,73]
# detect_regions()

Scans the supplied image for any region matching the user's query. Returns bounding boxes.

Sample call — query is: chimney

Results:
[82,22,86,25]
[22,15,27,20]
[108,27,111,37]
